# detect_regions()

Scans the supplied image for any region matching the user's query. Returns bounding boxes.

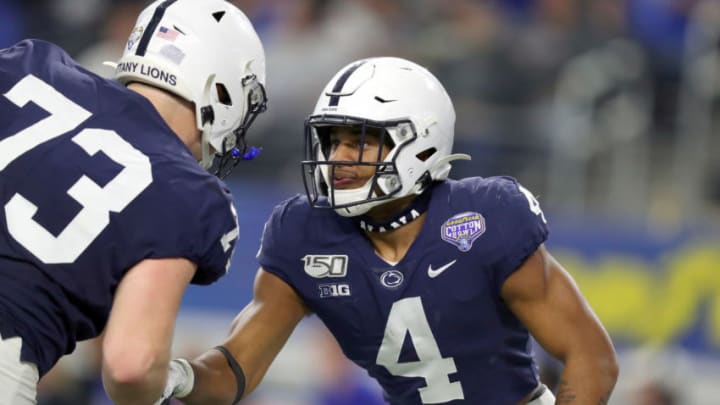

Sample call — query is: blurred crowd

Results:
[2,1,719,404]
[2,0,719,228]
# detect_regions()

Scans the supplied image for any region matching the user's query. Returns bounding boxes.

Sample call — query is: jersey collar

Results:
[354,188,433,233]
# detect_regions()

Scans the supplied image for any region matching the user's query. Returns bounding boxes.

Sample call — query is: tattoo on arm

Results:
[556,379,577,403]
[555,379,612,404]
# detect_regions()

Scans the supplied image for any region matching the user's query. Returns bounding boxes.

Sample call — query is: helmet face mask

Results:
[204,74,267,178]
[302,115,411,216]
[302,57,467,217]
[115,0,267,178]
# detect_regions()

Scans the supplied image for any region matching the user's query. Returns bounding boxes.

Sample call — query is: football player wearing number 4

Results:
[157,58,618,405]
[0,1,267,404]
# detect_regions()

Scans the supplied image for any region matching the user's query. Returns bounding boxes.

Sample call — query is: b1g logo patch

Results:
[441,212,486,252]
[319,283,351,298]
[302,255,348,278]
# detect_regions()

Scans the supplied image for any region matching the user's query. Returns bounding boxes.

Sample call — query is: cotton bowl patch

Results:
[441,212,486,252]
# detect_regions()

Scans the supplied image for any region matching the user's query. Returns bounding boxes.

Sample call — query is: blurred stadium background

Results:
[2,0,719,404]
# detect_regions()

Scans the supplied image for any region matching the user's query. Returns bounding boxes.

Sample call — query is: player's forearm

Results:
[553,355,618,404]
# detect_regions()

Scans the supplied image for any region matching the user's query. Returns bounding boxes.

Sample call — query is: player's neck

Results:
[127,82,201,156]
[366,213,426,263]
[356,190,430,232]
[363,194,427,263]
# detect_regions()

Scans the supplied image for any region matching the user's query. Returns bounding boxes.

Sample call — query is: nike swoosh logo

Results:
[428,260,457,278]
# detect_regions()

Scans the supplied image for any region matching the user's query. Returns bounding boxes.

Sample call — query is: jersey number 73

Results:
[1,75,152,264]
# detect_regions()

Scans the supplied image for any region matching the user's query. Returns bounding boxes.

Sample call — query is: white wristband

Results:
[168,358,195,398]
[526,385,555,405]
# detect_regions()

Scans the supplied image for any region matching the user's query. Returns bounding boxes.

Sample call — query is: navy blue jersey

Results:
[0,40,239,375]
[258,177,549,405]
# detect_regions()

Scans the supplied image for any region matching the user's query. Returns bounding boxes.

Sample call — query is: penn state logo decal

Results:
[127,26,144,51]
[441,211,486,252]
[380,270,404,289]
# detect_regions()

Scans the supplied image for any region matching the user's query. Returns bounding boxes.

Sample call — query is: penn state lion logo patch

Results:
[441,212,486,252]
[127,26,144,51]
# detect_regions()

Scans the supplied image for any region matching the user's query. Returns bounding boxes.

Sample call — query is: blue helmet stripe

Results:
[328,61,366,107]
[135,0,178,57]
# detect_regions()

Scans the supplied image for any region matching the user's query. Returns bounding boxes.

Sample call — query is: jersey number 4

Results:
[376,296,465,403]
[1,75,152,264]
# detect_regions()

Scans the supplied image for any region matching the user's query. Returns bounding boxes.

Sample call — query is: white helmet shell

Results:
[115,0,267,174]
[302,57,469,216]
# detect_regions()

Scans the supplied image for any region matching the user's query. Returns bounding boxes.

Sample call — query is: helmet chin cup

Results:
[329,179,385,217]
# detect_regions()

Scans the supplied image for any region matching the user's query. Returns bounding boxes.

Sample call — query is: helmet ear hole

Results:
[201,106,215,125]
[216,83,232,105]
[416,147,437,162]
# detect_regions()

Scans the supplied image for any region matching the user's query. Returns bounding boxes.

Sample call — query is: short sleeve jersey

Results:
[257,177,549,404]
[0,40,239,375]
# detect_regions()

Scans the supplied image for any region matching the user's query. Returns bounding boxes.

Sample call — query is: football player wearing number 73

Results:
[0,1,268,404]
[157,58,618,405]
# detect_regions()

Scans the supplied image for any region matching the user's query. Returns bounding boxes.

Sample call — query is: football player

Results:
[157,58,617,404]
[0,0,267,404]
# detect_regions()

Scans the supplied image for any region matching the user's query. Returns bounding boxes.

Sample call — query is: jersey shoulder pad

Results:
[135,161,237,285]
[257,194,346,275]
[454,176,549,293]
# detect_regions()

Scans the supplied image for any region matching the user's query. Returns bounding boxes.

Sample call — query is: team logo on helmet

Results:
[441,212,486,252]
[127,26,144,51]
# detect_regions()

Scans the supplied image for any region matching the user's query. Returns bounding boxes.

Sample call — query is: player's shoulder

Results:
[267,194,328,227]
[446,175,509,189]
[153,160,233,211]
[263,194,349,244]
[1,39,66,65]
[1,39,104,86]
[0,39,142,118]
[444,176,528,205]
[258,194,356,274]
[440,176,548,228]
[1,39,75,91]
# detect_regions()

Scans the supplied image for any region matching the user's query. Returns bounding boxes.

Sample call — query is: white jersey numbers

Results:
[518,184,547,224]
[221,202,240,272]
[376,297,465,404]
[2,75,152,264]
[0,75,92,170]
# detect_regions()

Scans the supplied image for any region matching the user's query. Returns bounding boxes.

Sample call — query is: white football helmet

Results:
[114,0,267,177]
[302,57,470,216]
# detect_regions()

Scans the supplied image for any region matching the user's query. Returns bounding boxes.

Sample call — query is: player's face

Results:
[327,126,390,190]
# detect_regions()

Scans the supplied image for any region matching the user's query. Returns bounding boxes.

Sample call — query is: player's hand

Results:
[153,358,195,405]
